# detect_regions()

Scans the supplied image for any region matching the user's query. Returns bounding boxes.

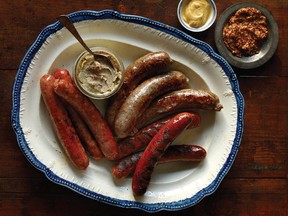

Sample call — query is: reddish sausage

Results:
[106,51,173,130]
[132,112,194,196]
[53,69,104,160]
[116,112,201,160]
[40,74,89,170]
[54,69,71,81]
[113,152,143,179]
[136,88,223,128]
[112,145,206,179]
[53,74,119,160]
[116,116,172,160]
[114,71,189,138]
[66,106,104,160]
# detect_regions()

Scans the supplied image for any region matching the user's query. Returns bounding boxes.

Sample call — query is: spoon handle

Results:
[58,15,94,56]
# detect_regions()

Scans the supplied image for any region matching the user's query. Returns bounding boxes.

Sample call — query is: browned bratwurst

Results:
[106,51,173,130]
[136,88,223,129]
[112,144,206,179]
[114,71,189,138]
[40,74,89,170]
[53,73,119,160]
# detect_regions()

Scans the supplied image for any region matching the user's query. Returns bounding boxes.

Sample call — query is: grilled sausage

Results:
[53,69,71,81]
[40,74,89,170]
[112,144,206,179]
[114,71,189,138]
[116,112,201,160]
[53,69,104,160]
[66,106,104,160]
[106,51,173,130]
[132,112,194,196]
[53,74,119,160]
[136,88,223,128]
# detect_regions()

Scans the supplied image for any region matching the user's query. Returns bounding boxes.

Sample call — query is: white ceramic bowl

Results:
[177,0,217,32]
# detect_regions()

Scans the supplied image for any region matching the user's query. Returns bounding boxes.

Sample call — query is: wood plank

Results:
[1,0,287,77]
[228,76,288,178]
[0,178,286,215]
[215,0,287,77]
[0,0,179,70]
[1,0,287,215]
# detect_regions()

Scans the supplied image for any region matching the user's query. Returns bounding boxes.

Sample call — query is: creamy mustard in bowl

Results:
[73,47,124,99]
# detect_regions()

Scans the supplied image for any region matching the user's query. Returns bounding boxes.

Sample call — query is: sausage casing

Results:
[114,71,189,138]
[106,51,173,130]
[40,74,89,170]
[53,74,119,160]
[116,116,172,160]
[66,106,104,160]
[132,112,194,196]
[53,69,103,160]
[112,144,206,179]
[116,112,201,160]
[136,88,223,128]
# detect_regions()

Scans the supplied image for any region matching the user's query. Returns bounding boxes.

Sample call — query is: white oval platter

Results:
[11,10,244,212]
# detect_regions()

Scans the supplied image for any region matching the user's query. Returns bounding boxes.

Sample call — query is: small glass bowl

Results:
[73,47,124,100]
[177,0,217,32]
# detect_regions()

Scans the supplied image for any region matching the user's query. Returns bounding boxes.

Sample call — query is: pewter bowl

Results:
[215,2,279,69]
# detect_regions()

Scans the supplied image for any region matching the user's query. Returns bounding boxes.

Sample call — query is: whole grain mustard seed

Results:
[223,7,269,57]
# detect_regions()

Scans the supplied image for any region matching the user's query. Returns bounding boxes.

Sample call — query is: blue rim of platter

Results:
[11,10,244,212]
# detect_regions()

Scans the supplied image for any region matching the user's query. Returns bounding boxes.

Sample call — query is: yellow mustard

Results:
[181,0,212,28]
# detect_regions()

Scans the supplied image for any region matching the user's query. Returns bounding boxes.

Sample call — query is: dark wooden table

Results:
[1,0,287,215]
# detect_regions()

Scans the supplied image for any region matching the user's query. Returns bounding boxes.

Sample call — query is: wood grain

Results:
[0,0,287,215]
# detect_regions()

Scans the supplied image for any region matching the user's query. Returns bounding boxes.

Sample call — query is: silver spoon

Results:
[58,15,114,67]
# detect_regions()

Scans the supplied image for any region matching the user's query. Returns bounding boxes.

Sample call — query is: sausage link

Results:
[106,51,173,130]
[54,69,71,81]
[116,116,172,160]
[132,112,194,196]
[40,74,89,170]
[66,106,104,160]
[53,69,104,160]
[112,144,206,179]
[114,71,189,138]
[116,112,201,160]
[53,74,119,160]
[136,88,223,128]
[112,151,143,179]
[161,144,206,162]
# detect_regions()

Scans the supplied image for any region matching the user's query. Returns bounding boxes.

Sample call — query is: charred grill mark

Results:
[113,144,206,179]
[115,117,173,160]
[141,128,156,140]
[147,154,159,165]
